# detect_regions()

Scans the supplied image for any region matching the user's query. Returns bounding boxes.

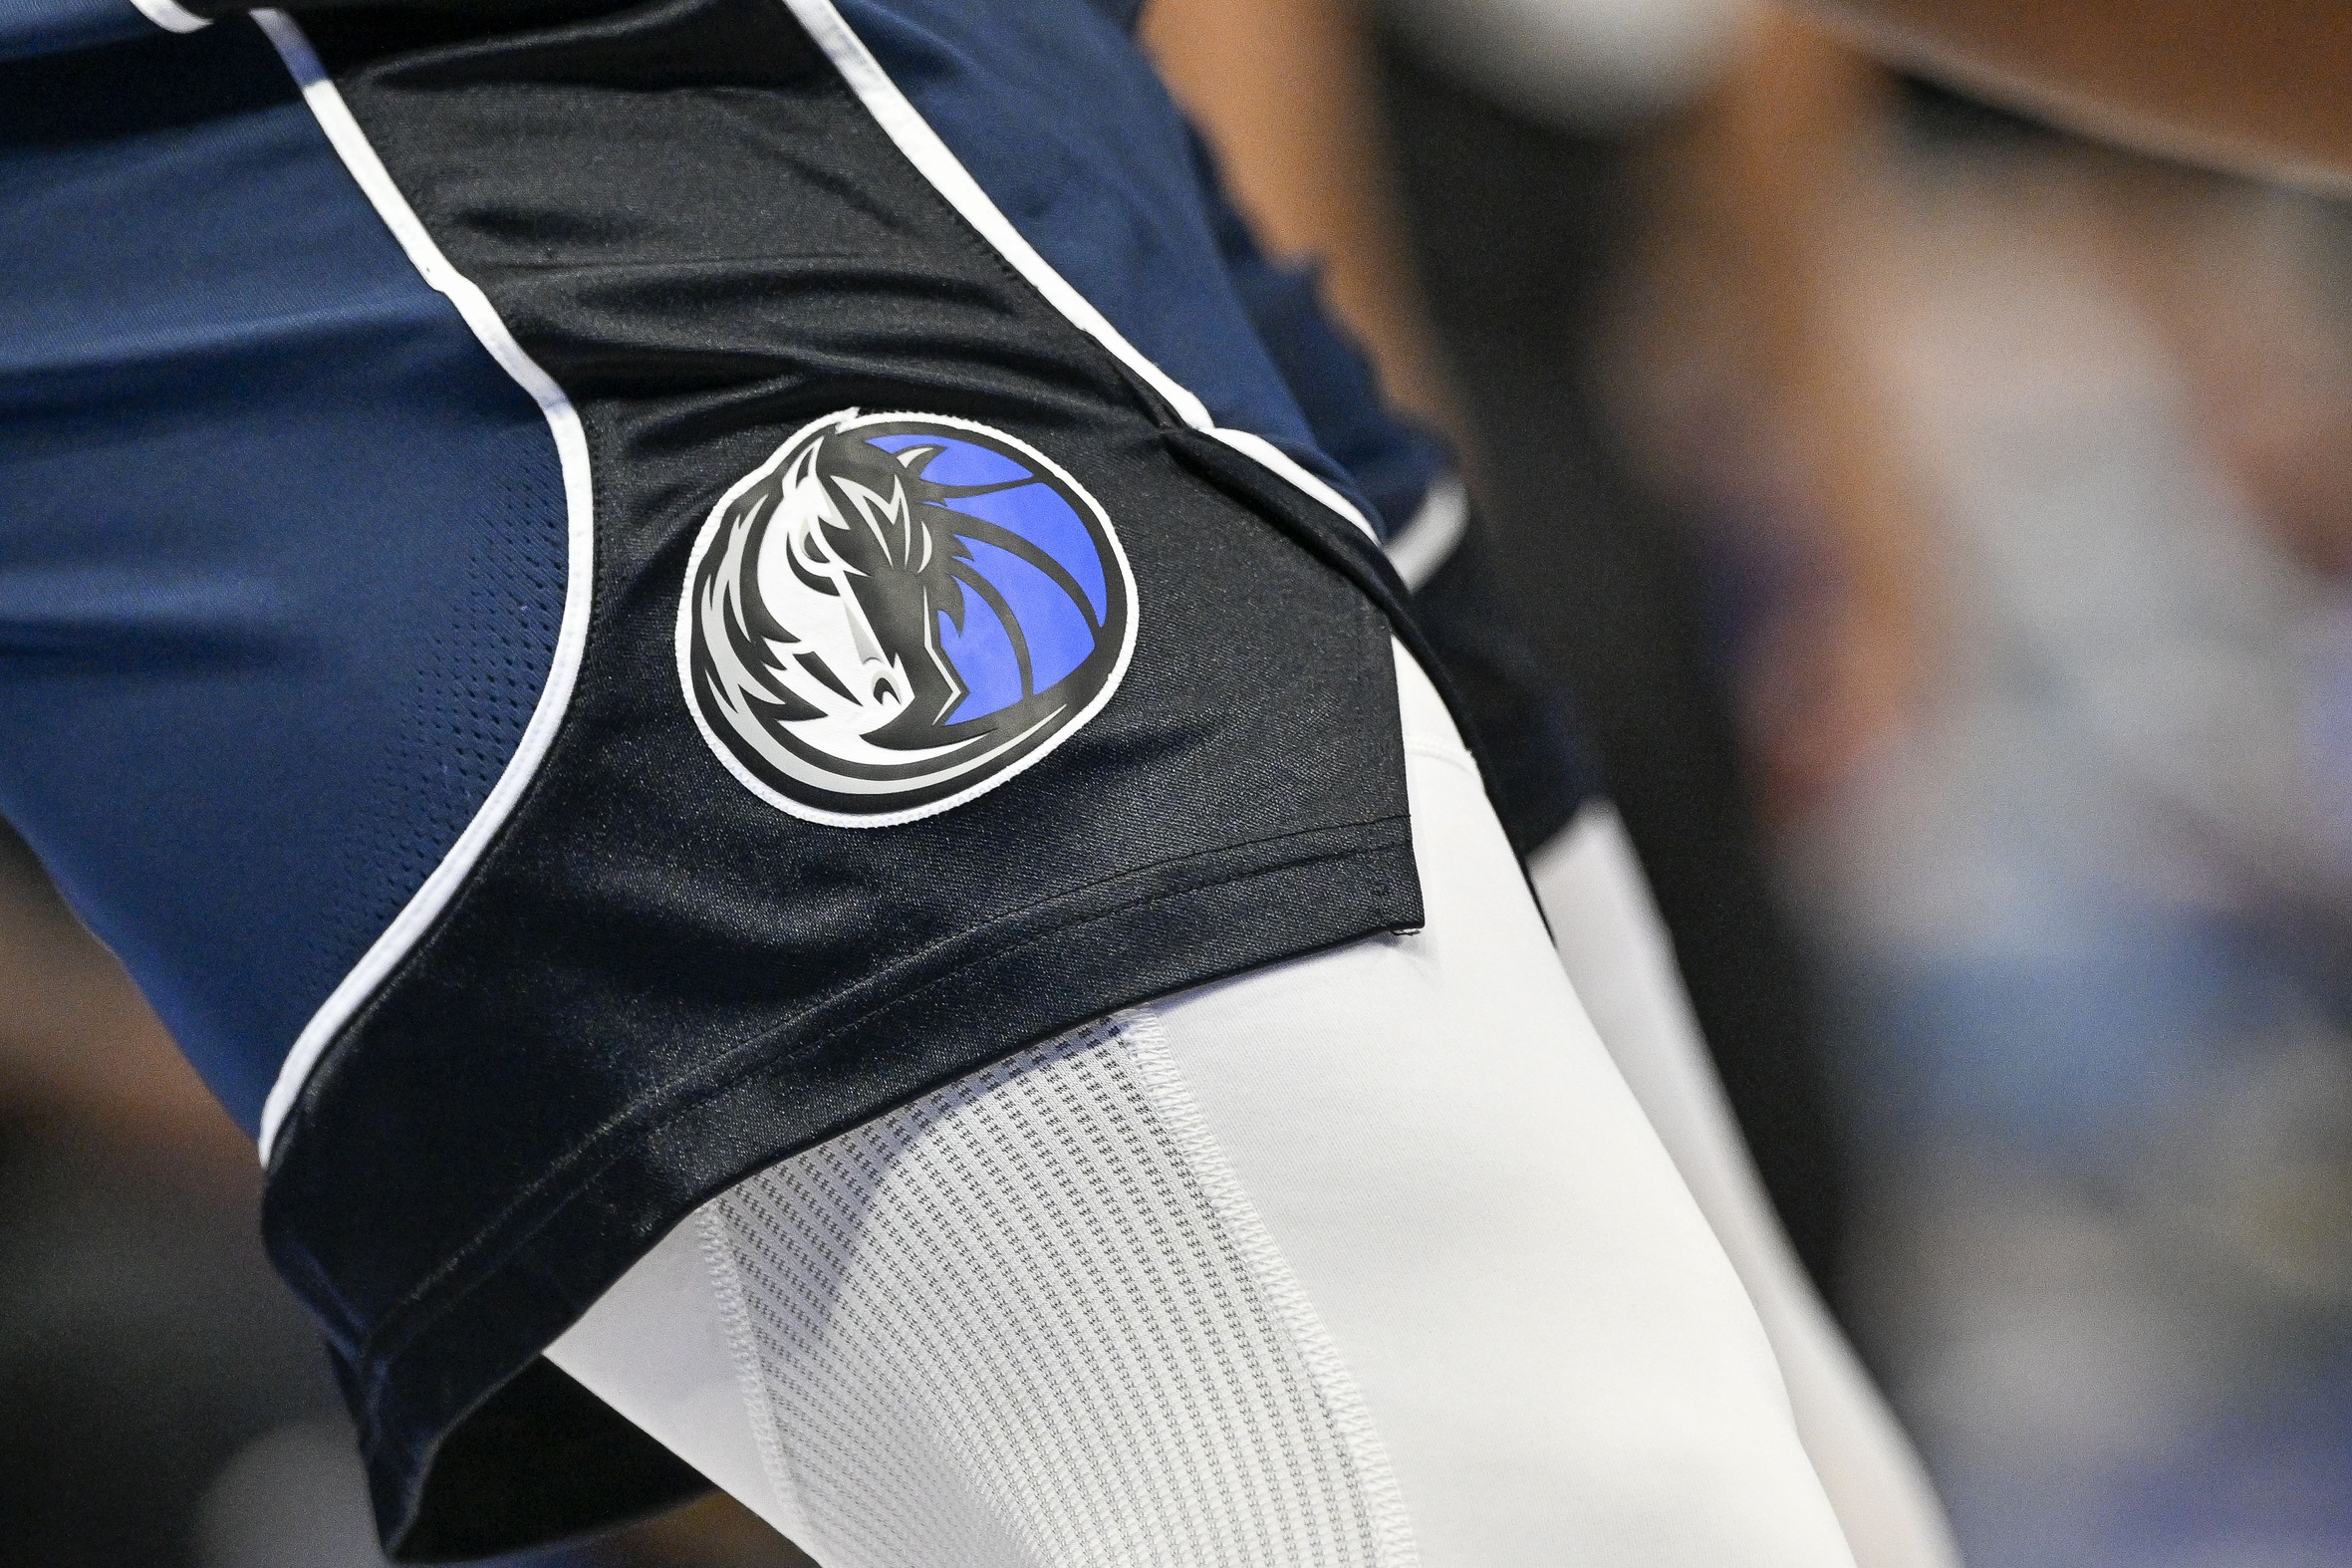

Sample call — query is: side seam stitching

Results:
[693,1204,814,1544]
[1115,1005,1424,1568]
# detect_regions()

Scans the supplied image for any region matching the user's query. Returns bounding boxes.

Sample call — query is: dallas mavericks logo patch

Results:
[678,410,1139,826]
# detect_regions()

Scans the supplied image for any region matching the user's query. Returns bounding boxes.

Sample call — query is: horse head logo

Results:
[679,410,1137,826]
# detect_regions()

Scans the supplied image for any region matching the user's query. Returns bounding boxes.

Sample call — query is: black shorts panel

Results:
[258,0,1420,1551]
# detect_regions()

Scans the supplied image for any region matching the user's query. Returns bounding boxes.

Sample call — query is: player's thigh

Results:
[555,648,1856,1568]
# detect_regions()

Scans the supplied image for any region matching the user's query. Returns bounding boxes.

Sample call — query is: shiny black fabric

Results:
[1412,522,1595,857]
[259,1,1419,1554]
[1170,121,1599,849]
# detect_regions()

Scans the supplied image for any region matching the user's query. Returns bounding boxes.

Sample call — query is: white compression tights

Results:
[1532,811,1958,1568]
[549,647,1949,1567]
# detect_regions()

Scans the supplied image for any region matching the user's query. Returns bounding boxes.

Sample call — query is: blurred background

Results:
[1149,1,2352,1564]
[11,1,2352,1563]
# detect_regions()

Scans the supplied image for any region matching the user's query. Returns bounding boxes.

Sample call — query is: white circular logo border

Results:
[674,408,1142,829]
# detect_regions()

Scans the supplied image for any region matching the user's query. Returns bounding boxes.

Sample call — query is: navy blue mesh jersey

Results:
[1,0,1593,1555]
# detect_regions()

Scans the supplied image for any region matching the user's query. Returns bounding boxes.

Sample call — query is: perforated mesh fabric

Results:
[699,1014,1420,1568]
[328,445,568,1014]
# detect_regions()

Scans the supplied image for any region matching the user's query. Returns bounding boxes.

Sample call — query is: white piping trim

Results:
[1210,437,1377,543]
[1384,473,1469,591]
[252,11,597,1164]
[1201,424,1379,543]
[775,0,1380,544]
[128,0,211,34]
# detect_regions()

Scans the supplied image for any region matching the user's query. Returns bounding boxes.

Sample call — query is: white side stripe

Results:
[775,0,1381,543]
[1385,473,1469,591]
[252,11,597,1164]
[129,0,211,34]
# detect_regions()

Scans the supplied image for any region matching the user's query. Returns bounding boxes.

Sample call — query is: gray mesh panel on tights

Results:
[700,1015,1416,1568]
